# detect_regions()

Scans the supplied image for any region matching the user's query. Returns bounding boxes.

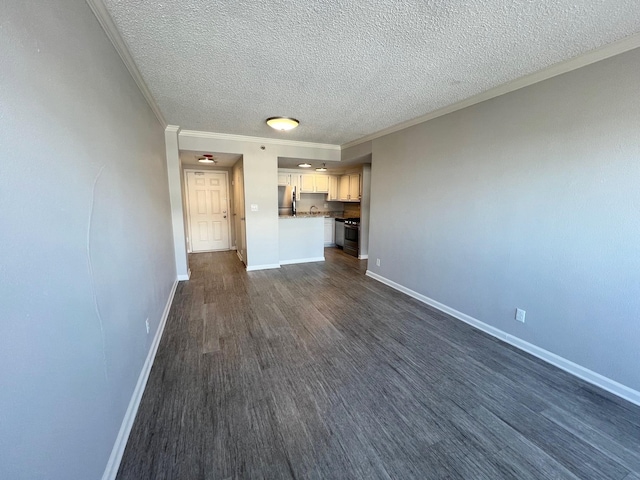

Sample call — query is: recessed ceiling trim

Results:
[179,129,340,150]
[86,0,167,128]
[342,32,640,150]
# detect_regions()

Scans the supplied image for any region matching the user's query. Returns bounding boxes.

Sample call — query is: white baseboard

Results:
[101,279,178,480]
[279,257,325,266]
[246,263,281,271]
[365,270,640,407]
[358,254,368,260]
[177,268,190,281]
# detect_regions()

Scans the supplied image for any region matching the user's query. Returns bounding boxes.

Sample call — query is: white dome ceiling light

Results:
[266,117,299,131]
[198,154,216,164]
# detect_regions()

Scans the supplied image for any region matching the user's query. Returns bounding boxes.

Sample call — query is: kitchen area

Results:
[277,162,371,265]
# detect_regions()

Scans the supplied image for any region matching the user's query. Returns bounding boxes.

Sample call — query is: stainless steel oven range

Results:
[343,218,360,257]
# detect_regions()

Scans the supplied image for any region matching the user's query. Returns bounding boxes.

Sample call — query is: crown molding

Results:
[179,130,341,151]
[86,0,167,128]
[342,33,640,150]
[165,125,181,134]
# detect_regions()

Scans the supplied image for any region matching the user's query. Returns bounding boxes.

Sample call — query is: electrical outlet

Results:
[515,308,526,323]
[250,204,258,212]
[324,203,328,208]
[376,258,381,266]
[145,318,150,334]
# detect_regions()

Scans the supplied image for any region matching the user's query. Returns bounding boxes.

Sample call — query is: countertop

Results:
[279,212,344,219]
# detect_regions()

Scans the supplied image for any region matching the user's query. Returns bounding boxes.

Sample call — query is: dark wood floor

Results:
[117,248,640,480]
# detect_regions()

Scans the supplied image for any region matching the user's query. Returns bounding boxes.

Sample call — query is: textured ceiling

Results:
[102,0,640,145]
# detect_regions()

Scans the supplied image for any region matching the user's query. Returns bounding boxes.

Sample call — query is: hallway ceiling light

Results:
[298,163,311,168]
[315,163,327,172]
[198,154,215,164]
[266,117,299,131]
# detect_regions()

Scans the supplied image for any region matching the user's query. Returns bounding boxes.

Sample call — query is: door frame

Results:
[232,161,247,265]
[183,169,232,253]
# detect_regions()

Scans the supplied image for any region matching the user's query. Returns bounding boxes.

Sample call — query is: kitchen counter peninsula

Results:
[278,215,324,265]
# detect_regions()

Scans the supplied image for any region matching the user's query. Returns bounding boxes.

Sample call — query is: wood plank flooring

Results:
[117,248,640,479]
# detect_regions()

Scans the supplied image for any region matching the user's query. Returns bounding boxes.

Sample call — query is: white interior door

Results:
[186,171,230,252]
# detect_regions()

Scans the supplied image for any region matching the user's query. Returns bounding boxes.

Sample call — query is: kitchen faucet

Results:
[309,205,318,215]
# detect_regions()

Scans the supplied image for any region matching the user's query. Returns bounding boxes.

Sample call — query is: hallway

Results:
[117,250,640,479]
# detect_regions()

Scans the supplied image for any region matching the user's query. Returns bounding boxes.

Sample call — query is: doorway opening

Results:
[184,170,231,252]
[180,151,246,265]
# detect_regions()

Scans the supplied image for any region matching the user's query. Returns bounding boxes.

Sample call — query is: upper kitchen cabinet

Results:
[328,175,339,201]
[279,172,300,199]
[278,173,292,186]
[299,174,330,193]
[299,174,315,192]
[339,173,361,202]
[277,167,364,203]
[315,175,330,193]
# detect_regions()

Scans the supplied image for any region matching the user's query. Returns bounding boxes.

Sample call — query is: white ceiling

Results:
[179,152,366,171]
[180,151,242,168]
[277,156,371,171]
[102,0,640,146]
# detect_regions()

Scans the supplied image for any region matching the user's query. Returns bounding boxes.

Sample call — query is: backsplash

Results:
[343,203,361,218]
[297,193,343,213]
[295,193,361,216]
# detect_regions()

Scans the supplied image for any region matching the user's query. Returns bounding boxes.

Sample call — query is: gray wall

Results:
[368,48,640,392]
[0,2,175,479]
[341,141,372,163]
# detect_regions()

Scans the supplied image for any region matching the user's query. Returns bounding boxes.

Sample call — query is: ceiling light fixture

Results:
[198,154,215,164]
[266,117,299,131]
[315,163,327,172]
[298,163,311,168]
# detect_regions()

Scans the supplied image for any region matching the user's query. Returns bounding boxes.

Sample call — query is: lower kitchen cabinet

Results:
[324,218,335,246]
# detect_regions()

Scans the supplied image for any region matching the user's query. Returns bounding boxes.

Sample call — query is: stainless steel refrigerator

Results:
[277,185,296,215]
